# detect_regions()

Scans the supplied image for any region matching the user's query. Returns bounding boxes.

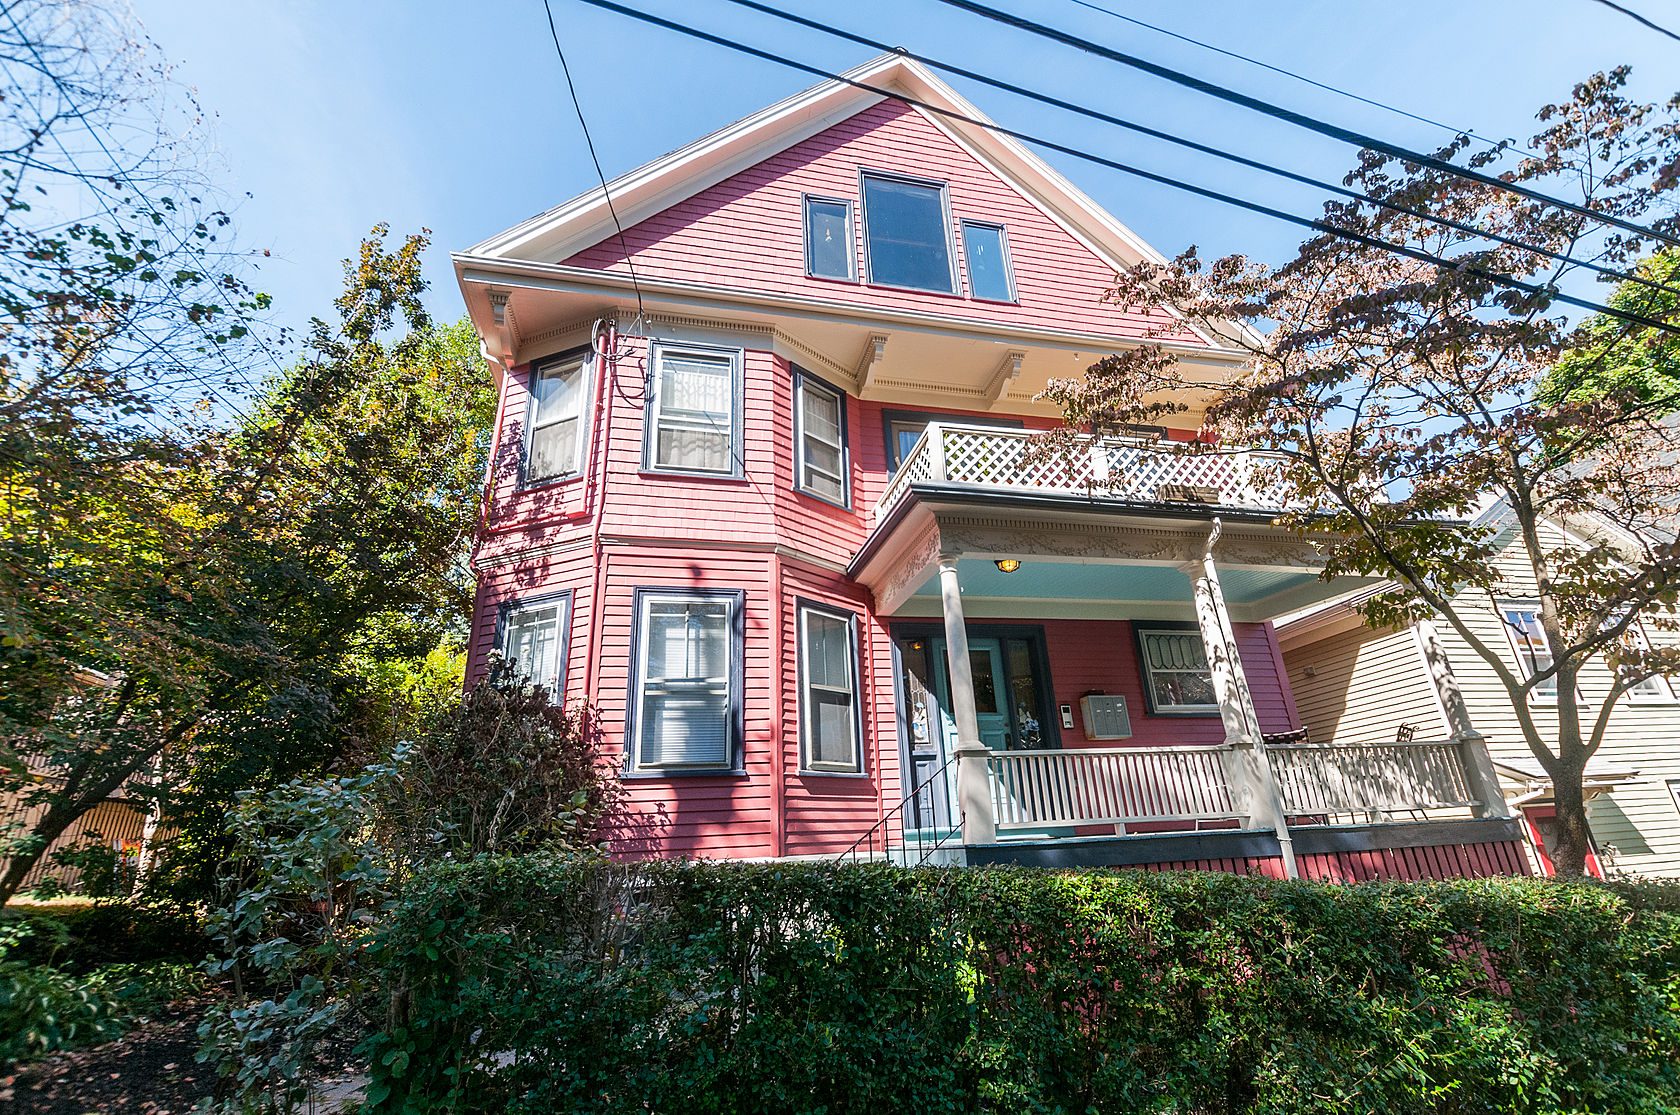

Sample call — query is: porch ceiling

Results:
[895,558,1373,624]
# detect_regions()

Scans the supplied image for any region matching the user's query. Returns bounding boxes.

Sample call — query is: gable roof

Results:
[464,54,1246,353]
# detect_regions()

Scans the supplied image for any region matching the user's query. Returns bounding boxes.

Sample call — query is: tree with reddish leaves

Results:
[1044,70,1680,877]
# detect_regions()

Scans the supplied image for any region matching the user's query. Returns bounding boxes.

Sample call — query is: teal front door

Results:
[928,637,1015,752]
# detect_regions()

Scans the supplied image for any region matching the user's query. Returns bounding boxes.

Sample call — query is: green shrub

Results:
[363,859,1680,1115]
[3,900,208,973]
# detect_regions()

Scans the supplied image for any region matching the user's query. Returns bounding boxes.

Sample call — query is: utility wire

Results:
[568,0,1680,337]
[716,0,1680,299]
[542,0,648,330]
[1060,0,1494,144]
[1589,0,1680,44]
[930,0,1680,249]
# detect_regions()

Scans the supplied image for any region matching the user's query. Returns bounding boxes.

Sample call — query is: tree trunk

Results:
[0,802,81,905]
[1549,769,1595,878]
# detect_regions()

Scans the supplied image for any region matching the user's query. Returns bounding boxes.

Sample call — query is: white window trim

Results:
[495,590,573,697]
[643,342,745,478]
[858,169,959,295]
[959,219,1018,303]
[625,587,744,774]
[1135,626,1219,716]
[1498,601,1566,705]
[1614,616,1675,704]
[802,194,855,282]
[798,601,864,775]
[1668,778,1680,818]
[523,349,592,486]
[793,369,850,509]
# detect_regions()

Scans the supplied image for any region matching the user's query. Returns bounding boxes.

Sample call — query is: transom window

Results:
[795,371,848,506]
[1501,606,1558,700]
[803,196,854,281]
[526,352,589,483]
[630,590,742,771]
[498,593,571,696]
[861,172,955,293]
[800,603,862,773]
[646,345,741,477]
[961,220,1016,302]
[1136,628,1218,714]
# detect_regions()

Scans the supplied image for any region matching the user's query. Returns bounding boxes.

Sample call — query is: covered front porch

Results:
[848,424,1525,879]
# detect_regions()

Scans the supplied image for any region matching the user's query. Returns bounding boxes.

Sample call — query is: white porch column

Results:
[938,554,996,846]
[1414,619,1510,819]
[1184,521,1298,877]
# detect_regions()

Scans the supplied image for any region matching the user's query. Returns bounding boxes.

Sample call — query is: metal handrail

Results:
[836,751,961,867]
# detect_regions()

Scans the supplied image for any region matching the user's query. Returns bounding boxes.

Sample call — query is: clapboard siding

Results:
[562,99,1202,345]
[1283,624,1447,748]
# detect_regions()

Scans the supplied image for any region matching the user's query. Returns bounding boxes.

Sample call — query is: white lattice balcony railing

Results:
[986,746,1249,833]
[1265,739,1478,816]
[874,423,1300,524]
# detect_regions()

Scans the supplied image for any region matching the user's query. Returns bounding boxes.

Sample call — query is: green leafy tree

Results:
[1544,249,1680,414]
[1042,70,1680,877]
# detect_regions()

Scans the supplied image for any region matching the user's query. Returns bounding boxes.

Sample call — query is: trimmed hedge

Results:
[364,858,1680,1115]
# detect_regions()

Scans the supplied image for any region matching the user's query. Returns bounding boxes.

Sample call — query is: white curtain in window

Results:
[655,352,733,473]
[640,599,731,766]
[529,359,586,480]
[798,380,845,502]
[503,603,564,693]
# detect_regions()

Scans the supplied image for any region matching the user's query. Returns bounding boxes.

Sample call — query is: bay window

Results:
[525,351,590,483]
[646,345,742,477]
[795,370,848,506]
[497,592,571,696]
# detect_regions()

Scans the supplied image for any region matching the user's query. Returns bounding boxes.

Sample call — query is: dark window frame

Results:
[520,346,593,488]
[494,588,574,697]
[793,366,851,510]
[888,621,1062,750]
[641,341,746,480]
[880,408,1025,473]
[802,194,856,282]
[959,219,1018,303]
[623,586,747,777]
[1132,619,1221,718]
[858,169,959,295]
[796,598,866,776]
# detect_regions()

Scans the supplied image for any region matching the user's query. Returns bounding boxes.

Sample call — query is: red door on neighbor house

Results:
[1519,804,1605,878]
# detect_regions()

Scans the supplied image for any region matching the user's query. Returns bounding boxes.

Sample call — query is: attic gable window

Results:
[860,172,956,294]
[804,196,854,281]
[961,220,1016,302]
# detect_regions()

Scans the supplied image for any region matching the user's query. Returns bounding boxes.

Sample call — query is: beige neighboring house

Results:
[1276,503,1680,879]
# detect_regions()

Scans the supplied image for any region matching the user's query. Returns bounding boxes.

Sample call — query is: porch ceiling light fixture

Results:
[994,558,1022,573]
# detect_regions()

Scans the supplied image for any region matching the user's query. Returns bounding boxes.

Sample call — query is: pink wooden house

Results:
[455,56,1527,881]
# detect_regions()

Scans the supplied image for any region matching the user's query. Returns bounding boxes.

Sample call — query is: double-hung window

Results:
[1609,614,1674,702]
[646,344,742,477]
[794,370,848,506]
[1136,628,1218,714]
[525,351,590,483]
[629,589,743,771]
[860,172,956,293]
[497,592,571,696]
[804,196,854,281]
[799,603,862,773]
[960,220,1016,302]
[1501,605,1559,700]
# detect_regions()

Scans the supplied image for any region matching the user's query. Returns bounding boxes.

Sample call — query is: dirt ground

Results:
[0,1001,366,1115]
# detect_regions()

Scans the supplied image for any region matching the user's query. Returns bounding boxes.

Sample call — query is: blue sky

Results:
[130,0,1678,346]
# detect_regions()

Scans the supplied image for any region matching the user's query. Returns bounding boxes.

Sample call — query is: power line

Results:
[568,0,1680,337]
[715,0,1680,300]
[1060,0,1488,143]
[1589,0,1680,44]
[930,0,1680,249]
[541,0,648,330]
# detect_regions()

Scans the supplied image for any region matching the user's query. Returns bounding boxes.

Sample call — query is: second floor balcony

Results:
[876,422,1301,530]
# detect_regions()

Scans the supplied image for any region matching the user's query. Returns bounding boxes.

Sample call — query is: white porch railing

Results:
[1265,740,1478,815]
[876,423,1299,524]
[985,746,1248,833]
[979,739,1479,837]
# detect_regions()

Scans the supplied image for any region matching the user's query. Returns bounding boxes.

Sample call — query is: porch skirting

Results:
[962,817,1529,881]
